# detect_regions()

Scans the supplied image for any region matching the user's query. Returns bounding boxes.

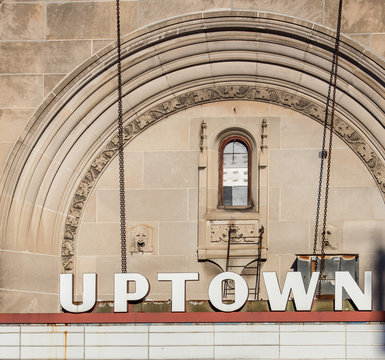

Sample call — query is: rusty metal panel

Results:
[295,255,359,297]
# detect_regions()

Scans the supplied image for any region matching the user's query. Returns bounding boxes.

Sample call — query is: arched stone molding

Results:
[0,10,384,273]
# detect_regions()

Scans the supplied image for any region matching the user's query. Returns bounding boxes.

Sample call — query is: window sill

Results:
[204,208,259,220]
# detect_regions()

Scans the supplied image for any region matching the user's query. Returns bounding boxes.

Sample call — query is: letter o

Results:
[208,272,248,312]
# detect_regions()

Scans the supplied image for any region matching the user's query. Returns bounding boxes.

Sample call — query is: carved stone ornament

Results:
[129,225,153,254]
[62,85,385,272]
[211,224,258,243]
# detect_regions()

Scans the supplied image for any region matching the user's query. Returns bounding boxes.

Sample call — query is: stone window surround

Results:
[0,10,383,275]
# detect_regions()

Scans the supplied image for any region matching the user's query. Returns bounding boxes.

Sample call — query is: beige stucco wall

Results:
[0,0,384,312]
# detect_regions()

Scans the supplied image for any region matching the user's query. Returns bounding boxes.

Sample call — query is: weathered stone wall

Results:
[1,0,384,178]
[0,0,384,312]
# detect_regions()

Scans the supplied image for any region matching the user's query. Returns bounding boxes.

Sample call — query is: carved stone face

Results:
[135,231,147,250]
[130,225,153,253]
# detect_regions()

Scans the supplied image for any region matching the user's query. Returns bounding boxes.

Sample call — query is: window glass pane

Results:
[222,140,248,206]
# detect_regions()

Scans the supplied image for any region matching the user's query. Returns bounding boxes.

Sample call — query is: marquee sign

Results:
[60,271,372,313]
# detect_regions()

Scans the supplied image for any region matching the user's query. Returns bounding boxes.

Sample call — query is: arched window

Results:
[218,136,252,207]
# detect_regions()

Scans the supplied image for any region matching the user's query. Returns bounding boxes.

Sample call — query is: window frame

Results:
[218,135,253,209]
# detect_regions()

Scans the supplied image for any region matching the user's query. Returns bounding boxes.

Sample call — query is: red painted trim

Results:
[0,312,383,324]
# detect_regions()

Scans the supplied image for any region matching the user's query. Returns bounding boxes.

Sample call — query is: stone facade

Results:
[0,1,384,312]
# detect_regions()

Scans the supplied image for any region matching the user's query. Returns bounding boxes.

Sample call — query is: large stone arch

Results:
[0,10,384,275]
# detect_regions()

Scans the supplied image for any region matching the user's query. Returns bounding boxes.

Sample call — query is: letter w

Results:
[263,272,320,311]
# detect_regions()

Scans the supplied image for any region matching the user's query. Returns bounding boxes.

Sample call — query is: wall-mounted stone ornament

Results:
[210,224,258,243]
[129,225,153,254]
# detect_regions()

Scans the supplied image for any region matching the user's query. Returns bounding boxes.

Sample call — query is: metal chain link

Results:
[116,0,127,273]
[313,0,343,296]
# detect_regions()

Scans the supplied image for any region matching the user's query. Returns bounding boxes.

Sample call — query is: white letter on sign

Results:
[60,273,96,313]
[114,273,150,312]
[263,272,319,311]
[335,271,372,311]
[208,272,248,312]
[158,273,199,312]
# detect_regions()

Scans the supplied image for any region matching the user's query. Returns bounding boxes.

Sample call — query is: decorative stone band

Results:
[62,85,385,272]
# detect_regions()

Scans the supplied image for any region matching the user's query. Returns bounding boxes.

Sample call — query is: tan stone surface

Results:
[269,149,320,187]
[329,187,385,221]
[43,74,66,97]
[127,115,190,151]
[342,220,385,254]
[268,220,310,254]
[96,151,144,189]
[138,0,230,27]
[0,3,45,41]
[78,223,120,256]
[0,291,58,313]
[348,34,371,48]
[372,34,385,58]
[92,40,114,54]
[0,143,13,176]
[0,252,59,293]
[233,0,323,23]
[159,222,197,256]
[325,0,385,33]
[0,41,92,74]
[0,76,43,108]
[143,151,199,189]
[0,110,32,142]
[47,2,137,40]
[280,186,317,221]
[97,189,189,222]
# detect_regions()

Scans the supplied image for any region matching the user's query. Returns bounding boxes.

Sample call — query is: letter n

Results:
[335,271,372,311]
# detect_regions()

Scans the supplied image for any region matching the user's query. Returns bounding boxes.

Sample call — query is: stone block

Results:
[348,34,371,49]
[78,223,120,256]
[0,76,43,108]
[138,0,230,27]
[44,75,66,97]
[96,151,143,189]
[0,290,58,313]
[324,0,385,33]
[329,187,385,221]
[127,115,190,151]
[233,0,323,23]
[342,220,385,254]
[0,3,45,40]
[268,220,310,254]
[372,34,385,59]
[97,189,189,222]
[280,186,318,221]
[159,222,197,256]
[268,187,280,221]
[0,41,91,74]
[0,251,59,294]
[143,151,199,189]
[0,109,32,142]
[0,143,14,175]
[280,115,323,149]
[269,149,320,187]
[92,40,114,54]
[330,148,374,187]
[47,2,137,40]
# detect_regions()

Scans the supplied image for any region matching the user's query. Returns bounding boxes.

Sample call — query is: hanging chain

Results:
[116,0,127,273]
[313,0,343,296]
